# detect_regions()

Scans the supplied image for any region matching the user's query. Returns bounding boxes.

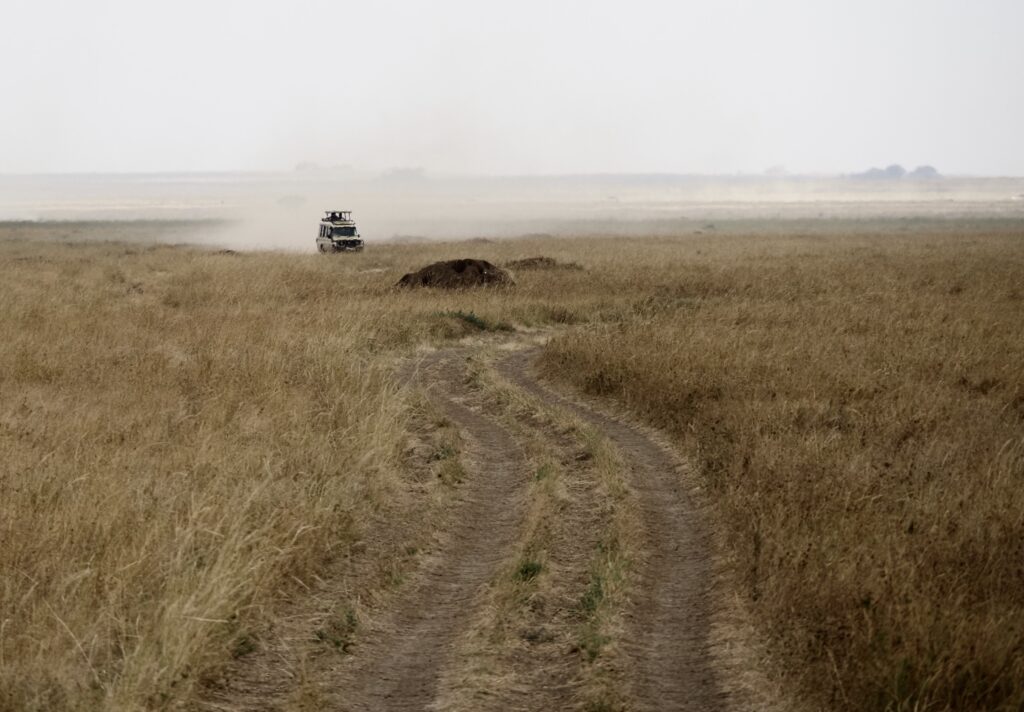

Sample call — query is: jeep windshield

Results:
[331,226,357,238]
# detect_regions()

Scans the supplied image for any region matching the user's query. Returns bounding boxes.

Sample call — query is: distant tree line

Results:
[852,164,941,180]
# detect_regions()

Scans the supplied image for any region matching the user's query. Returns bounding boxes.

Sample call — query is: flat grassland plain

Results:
[1,219,1022,711]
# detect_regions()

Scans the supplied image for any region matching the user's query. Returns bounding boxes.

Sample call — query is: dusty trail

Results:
[499,348,725,712]
[203,342,726,711]
[198,350,530,712]
[436,353,609,711]
[330,351,529,711]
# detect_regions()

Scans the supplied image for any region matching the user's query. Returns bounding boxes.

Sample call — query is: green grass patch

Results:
[435,310,515,332]
[515,559,543,582]
[314,607,358,653]
[577,627,611,662]
[579,575,605,614]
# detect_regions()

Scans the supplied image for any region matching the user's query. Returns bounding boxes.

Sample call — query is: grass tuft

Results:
[515,560,543,582]
[435,310,515,333]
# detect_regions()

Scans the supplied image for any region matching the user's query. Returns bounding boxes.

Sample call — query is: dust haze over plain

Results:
[2,0,1023,247]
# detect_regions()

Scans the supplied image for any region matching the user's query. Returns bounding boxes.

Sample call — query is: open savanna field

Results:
[1,219,1022,711]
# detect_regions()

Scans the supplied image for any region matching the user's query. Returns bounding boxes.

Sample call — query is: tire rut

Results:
[199,343,728,712]
[331,351,530,711]
[498,348,726,712]
[438,360,608,711]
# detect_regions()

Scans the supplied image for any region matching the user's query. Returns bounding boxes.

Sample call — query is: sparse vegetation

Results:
[436,309,514,333]
[314,607,358,652]
[504,255,584,271]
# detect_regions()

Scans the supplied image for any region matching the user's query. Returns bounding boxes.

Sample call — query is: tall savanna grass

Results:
[2,221,1023,710]
[0,231,624,710]
[0,244,412,709]
[541,230,1024,710]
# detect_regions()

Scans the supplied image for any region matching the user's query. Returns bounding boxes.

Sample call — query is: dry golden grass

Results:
[540,229,1024,710]
[2,220,1022,710]
[0,243,409,709]
[0,229,619,711]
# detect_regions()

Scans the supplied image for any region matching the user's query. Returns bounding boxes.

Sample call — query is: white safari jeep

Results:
[316,210,364,253]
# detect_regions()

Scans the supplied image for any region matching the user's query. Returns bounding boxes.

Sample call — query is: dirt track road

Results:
[203,342,724,711]
[500,349,723,711]
[331,352,529,710]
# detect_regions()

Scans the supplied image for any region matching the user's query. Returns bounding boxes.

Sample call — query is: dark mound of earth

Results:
[504,256,583,271]
[397,259,513,289]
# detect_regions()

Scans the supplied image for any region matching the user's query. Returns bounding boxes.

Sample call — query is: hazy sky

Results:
[2,0,1022,175]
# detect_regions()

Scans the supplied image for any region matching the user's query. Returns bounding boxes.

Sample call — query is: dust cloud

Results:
[3,4,1023,250]
[3,171,1024,252]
